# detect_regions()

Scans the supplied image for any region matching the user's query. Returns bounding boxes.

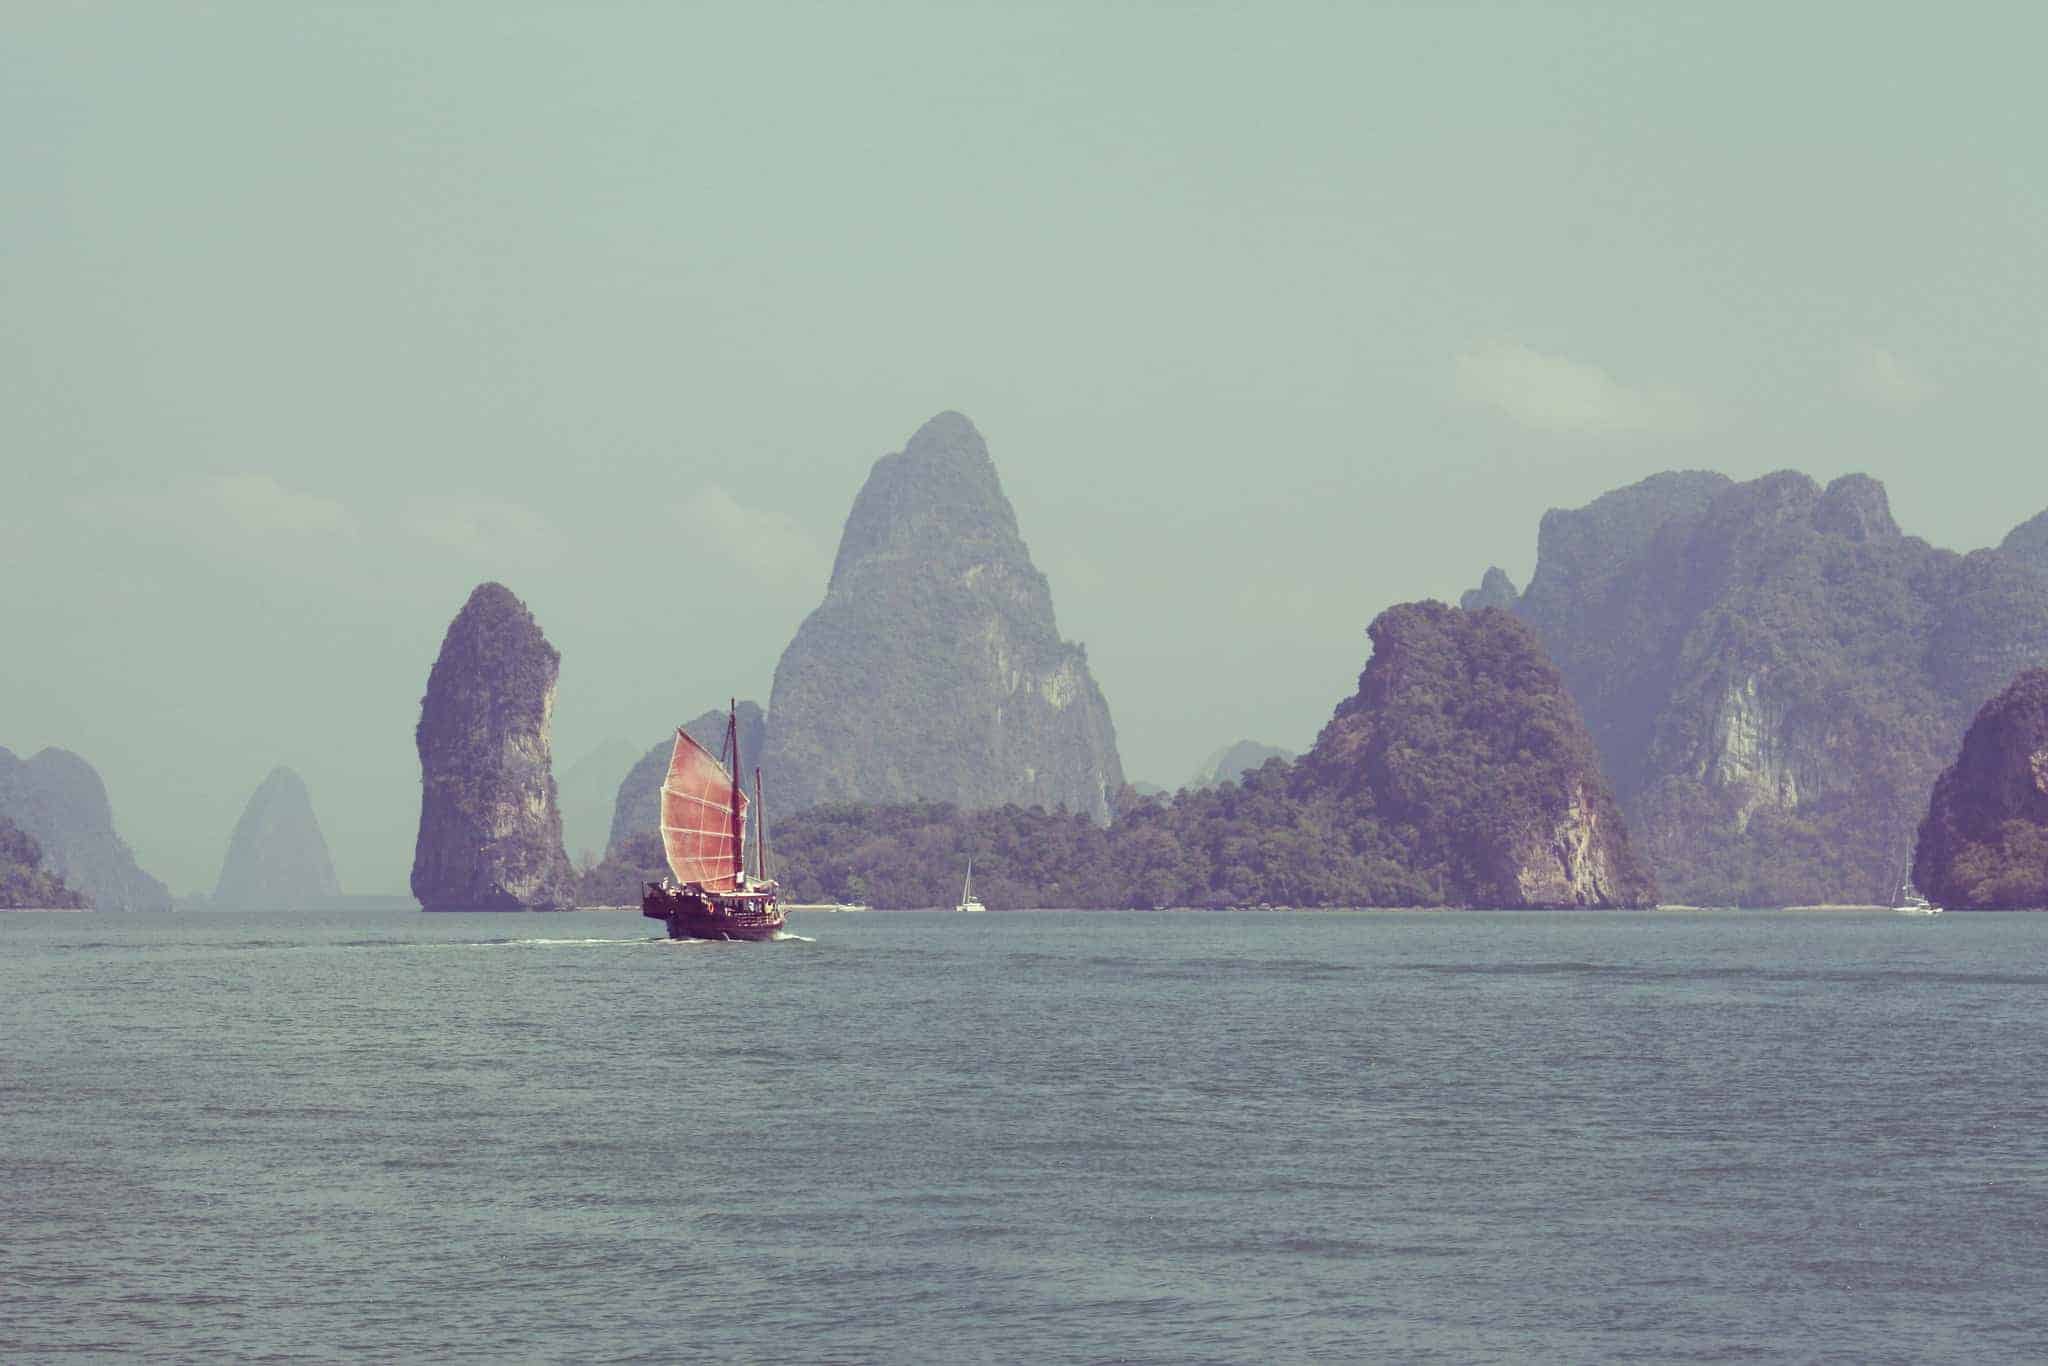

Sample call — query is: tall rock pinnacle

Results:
[410,583,575,910]
[764,412,1124,823]
[213,766,341,909]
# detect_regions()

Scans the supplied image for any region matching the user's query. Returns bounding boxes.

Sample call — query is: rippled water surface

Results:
[5,909,2046,1362]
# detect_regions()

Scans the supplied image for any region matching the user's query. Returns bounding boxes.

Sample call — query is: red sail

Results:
[658,728,749,892]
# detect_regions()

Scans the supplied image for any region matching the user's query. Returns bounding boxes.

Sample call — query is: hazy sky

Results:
[5,3,2045,894]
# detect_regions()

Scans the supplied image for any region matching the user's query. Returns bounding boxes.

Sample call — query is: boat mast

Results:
[727,699,743,888]
[755,766,768,882]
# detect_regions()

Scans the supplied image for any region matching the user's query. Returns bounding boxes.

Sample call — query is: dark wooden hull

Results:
[641,883,784,941]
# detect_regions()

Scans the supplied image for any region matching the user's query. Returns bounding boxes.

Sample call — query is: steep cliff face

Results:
[0,746,171,910]
[212,766,341,909]
[1513,469,1734,800]
[604,702,767,858]
[1499,471,2048,905]
[763,412,1123,823]
[1915,668,2048,908]
[1297,602,1656,908]
[410,583,575,910]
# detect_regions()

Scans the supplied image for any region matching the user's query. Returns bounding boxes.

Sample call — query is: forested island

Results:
[582,602,1656,909]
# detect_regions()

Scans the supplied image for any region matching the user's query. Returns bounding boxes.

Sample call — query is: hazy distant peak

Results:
[23,745,104,789]
[1187,740,1294,790]
[214,762,340,908]
[256,764,309,794]
[1460,566,1520,612]
[904,410,989,460]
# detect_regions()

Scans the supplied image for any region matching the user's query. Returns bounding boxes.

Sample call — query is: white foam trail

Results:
[771,930,815,943]
[486,937,665,947]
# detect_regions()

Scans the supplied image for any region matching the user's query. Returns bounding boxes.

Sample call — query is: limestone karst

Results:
[410,583,575,910]
[1296,600,1657,908]
[1472,471,2048,905]
[762,411,1123,823]
[0,746,171,911]
[212,765,341,909]
[1914,668,2048,909]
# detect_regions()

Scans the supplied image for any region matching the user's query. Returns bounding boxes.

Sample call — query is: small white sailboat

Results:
[1896,882,1943,915]
[956,857,986,913]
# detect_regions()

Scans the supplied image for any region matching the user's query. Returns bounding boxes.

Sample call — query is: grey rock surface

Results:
[1500,470,2048,904]
[763,412,1124,823]
[410,582,575,910]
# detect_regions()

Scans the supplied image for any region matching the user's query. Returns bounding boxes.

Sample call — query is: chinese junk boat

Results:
[641,702,785,941]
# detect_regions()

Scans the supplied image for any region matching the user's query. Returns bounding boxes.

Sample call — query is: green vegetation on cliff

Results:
[580,602,1654,909]
[0,814,87,909]
[1488,471,2048,906]
[762,412,1123,824]
[1914,668,2048,909]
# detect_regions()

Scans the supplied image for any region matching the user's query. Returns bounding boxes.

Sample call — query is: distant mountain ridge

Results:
[762,412,1123,824]
[1186,741,1293,791]
[1473,470,2048,905]
[0,746,170,910]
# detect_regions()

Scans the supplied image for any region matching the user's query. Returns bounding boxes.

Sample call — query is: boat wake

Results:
[771,930,815,943]
[473,937,677,948]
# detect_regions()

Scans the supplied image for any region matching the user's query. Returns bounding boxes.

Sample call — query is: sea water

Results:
[4,909,2045,1363]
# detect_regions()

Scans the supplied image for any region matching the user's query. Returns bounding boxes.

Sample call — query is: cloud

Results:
[1456,341,1697,435]
[673,485,829,595]
[72,473,358,541]
[1840,342,1937,411]
[399,496,564,566]
[206,473,359,537]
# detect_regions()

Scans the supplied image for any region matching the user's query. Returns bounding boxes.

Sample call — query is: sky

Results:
[5,3,2045,894]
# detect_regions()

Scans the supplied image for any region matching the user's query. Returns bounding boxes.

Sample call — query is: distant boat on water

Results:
[956,857,986,913]
[640,701,785,941]
[1896,886,1943,915]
